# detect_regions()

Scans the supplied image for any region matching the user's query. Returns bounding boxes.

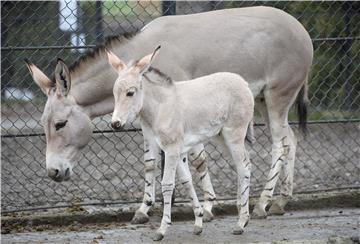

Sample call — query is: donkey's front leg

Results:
[132,138,160,224]
[154,150,179,241]
[178,153,203,235]
[188,144,216,222]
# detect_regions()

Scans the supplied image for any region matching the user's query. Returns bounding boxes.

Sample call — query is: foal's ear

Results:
[106,49,126,73]
[55,58,71,97]
[24,59,53,95]
[135,45,161,74]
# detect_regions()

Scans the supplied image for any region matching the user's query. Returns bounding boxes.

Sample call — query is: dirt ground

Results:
[2,208,359,244]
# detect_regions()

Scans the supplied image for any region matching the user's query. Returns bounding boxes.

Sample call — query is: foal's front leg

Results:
[132,138,160,224]
[154,149,179,241]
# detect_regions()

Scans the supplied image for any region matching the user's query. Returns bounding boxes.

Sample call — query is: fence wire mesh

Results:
[1,1,360,213]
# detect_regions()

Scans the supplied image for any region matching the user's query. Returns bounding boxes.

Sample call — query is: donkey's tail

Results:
[245,120,255,144]
[297,78,309,135]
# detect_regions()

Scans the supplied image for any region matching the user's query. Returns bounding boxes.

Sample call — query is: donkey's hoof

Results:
[268,203,285,216]
[232,226,244,235]
[153,232,164,241]
[193,225,202,235]
[251,208,267,219]
[131,210,149,224]
[203,209,214,222]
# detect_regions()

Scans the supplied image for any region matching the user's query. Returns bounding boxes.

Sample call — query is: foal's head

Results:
[106,46,161,130]
[25,59,93,182]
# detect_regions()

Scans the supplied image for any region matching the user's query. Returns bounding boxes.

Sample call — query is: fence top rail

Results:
[2,119,359,139]
[2,36,360,52]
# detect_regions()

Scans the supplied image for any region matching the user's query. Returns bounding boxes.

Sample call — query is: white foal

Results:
[107,47,254,241]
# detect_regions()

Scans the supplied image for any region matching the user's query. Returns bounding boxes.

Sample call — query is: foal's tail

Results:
[245,120,255,144]
[296,78,309,135]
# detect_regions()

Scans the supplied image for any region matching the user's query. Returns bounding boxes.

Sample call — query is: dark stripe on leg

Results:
[192,149,205,162]
[196,159,206,170]
[267,172,279,183]
[241,186,249,195]
[200,171,207,180]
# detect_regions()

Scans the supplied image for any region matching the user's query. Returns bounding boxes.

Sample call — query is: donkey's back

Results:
[139,6,313,94]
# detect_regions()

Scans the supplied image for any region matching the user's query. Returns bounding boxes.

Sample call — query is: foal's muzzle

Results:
[111,120,123,130]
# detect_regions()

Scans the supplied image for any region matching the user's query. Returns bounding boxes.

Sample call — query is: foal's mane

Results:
[144,66,173,86]
[68,32,137,76]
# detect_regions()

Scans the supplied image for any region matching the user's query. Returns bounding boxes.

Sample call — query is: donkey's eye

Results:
[126,91,135,97]
[55,120,68,131]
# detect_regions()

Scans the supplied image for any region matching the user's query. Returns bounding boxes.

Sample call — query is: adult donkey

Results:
[26,6,313,220]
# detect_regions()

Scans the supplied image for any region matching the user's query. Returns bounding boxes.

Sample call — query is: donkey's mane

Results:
[68,32,137,75]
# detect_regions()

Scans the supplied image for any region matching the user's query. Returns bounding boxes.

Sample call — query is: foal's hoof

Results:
[203,210,214,222]
[251,207,267,219]
[232,226,244,235]
[268,203,285,216]
[193,226,202,235]
[153,232,164,241]
[131,210,149,224]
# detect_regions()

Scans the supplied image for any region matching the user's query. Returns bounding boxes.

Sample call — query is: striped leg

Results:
[188,144,216,222]
[252,136,285,218]
[222,126,251,235]
[132,138,160,224]
[253,86,298,219]
[178,154,203,235]
[269,126,296,215]
[153,150,179,241]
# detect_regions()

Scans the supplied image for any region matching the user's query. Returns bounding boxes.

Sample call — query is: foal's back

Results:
[176,72,253,133]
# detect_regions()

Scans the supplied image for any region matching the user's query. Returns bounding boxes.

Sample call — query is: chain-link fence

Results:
[1,1,360,213]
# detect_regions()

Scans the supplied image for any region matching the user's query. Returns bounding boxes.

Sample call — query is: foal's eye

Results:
[126,91,135,97]
[55,120,68,131]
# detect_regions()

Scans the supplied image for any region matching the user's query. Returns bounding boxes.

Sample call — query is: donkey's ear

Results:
[54,58,71,97]
[106,49,126,73]
[135,45,161,74]
[24,59,53,95]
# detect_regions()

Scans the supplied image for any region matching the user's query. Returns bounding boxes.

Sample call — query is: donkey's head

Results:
[25,59,93,182]
[106,46,161,130]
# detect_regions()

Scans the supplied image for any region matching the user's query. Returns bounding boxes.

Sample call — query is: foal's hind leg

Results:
[188,144,216,222]
[222,126,251,234]
[253,88,298,219]
[178,153,203,235]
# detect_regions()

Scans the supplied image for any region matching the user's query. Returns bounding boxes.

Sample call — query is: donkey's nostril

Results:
[65,167,70,177]
[48,168,60,180]
[111,121,122,130]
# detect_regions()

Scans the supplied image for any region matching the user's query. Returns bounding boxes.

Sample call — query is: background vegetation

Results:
[1,1,359,120]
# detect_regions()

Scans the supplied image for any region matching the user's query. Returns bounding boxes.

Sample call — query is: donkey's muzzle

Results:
[111,121,123,130]
[47,167,71,182]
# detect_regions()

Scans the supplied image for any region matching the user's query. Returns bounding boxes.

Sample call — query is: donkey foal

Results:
[107,47,254,241]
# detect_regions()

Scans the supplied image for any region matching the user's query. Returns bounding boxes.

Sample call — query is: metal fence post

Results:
[162,1,176,16]
[342,2,353,111]
[95,1,103,44]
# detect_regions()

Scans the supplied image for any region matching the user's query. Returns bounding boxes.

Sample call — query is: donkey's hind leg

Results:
[253,87,298,219]
[189,144,216,222]
[178,153,203,235]
[222,126,251,235]
[268,125,296,215]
